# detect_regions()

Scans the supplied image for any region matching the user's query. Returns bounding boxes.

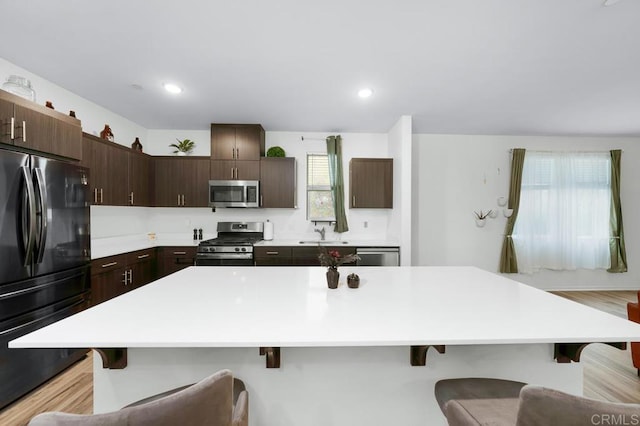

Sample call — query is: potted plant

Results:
[318,247,360,289]
[170,138,195,155]
[266,146,286,157]
[474,210,492,228]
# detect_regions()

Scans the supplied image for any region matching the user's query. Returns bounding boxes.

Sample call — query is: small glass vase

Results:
[326,267,339,289]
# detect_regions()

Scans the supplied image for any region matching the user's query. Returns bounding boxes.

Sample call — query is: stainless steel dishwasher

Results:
[356,247,400,266]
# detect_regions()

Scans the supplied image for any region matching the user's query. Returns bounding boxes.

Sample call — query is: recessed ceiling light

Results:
[358,88,374,99]
[163,83,183,94]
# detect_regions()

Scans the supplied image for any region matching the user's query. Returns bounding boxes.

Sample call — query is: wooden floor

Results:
[1,291,639,425]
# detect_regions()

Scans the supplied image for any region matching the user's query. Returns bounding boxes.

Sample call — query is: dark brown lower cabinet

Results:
[127,249,157,289]
[90,254,128,306]
[291,246,356,266]
[254,247,293,266]
[157,246,197,278]
[90,249,157,306]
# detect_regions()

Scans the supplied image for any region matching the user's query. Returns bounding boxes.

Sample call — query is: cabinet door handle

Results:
[260,194,263,206]
[128,269,133,284]
[93,188,98,204]
[99,188,103,204]
[129,192,134,205]
[173,251,187,255]
[353,196,356,207]
[21,121,26,142]
[122,271,128,285]
[266,251,279,255]
[10,117,15,140]
[181,194,185,206]
[137,254,150,259]
[177,194,181,206]
[232,147,235,159]
[101,261,118,268]
[231,168,234,179]
[236,147,239,159]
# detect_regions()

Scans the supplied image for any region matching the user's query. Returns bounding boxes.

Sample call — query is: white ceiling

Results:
[1,0,639,136]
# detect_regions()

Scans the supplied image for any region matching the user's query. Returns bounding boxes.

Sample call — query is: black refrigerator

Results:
[0,147,91,409]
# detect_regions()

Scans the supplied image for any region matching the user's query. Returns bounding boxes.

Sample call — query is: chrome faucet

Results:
[314,227,326,241]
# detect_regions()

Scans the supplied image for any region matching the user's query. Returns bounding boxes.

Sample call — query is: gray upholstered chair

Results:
[435,377,640,426]
[28,369,248,426]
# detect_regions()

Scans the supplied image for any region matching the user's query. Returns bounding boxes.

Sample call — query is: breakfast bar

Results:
[10,266,640,425]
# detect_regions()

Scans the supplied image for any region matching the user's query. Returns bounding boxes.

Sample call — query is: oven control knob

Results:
[241,247,246,252]
[235,247,240,252]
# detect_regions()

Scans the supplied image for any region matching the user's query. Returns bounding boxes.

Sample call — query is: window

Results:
[307,153,335,221]
[512,152,611,273]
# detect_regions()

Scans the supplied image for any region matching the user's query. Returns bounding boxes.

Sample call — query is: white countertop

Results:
[90,234,209,259]
[91,235,400,259]
[255,239,399,247]
[11,266,640,349]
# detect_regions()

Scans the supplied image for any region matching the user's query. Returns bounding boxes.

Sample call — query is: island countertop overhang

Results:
[10,266,640,349]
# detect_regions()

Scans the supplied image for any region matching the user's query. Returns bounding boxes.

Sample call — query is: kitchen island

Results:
[11,266,640,425]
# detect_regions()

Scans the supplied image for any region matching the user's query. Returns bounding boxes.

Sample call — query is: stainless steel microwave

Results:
[208,180,260,208]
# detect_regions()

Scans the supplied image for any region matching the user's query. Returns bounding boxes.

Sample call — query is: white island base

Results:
[93,344,580,425]
[13,266,638,426]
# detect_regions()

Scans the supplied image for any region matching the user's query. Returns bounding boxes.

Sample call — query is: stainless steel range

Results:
[195,222,264,266]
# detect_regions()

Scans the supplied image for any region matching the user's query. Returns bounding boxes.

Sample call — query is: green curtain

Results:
[499,148,526,273]
[326,135,349,233]
[608,149,627,273]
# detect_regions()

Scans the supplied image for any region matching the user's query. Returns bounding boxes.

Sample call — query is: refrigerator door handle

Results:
[20,166,37,267]
[34,168,48,264]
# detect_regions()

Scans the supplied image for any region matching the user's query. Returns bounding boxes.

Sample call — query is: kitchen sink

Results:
[299,240,349,245]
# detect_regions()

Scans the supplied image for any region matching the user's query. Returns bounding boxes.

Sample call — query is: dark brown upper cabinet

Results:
[0,89,82,160]
[128,151,154,207]
[349,158,393,209]
[154,156,209,207]
[259,157,296,208]
[210,124,264,181]
[82,133,128,205]
[82,133,152,206]
[210,159,260,181]
[211,123,265,160]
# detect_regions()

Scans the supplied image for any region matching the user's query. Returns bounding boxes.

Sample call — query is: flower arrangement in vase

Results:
[318,246,360,289]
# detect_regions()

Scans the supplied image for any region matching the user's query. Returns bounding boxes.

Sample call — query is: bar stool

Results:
[434,377,640,425]
[28,369,248,426]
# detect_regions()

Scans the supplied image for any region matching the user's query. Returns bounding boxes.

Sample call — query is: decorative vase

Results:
[131,137,143,152]
[326,267,339,289]
[347,274,360,289]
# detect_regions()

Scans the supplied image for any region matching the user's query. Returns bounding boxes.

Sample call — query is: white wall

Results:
[0,57,147,147]
[146,129,211,156]
[412,134,640,290]
[388,116,412,265]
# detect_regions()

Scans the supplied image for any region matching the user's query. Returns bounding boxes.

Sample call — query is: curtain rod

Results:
[301,135,342,142]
